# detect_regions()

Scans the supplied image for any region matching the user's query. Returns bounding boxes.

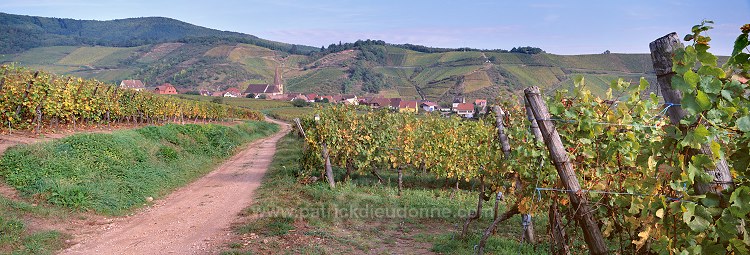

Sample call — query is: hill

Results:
[0,12,316,54]
[0,12,661,104]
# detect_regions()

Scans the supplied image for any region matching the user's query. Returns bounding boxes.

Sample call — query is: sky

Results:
[1,0,748,55]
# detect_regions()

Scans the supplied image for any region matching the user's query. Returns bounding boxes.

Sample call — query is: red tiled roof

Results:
[121,79,145,89]
[456,103,474,111]
[155,83,177,94]
[368,97,391,107]
[399,100,418,109]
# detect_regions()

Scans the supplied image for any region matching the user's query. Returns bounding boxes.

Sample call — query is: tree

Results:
[292,98,308,107]
[246,93,256,98]
[257,94,267,99]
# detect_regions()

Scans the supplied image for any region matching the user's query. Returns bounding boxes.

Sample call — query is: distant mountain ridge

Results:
[0,12,317,54]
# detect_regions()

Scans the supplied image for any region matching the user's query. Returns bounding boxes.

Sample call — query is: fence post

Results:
[315,114,335,189]
[492,105,536,243]
[524,86,608,255]
[525,97,570,252]
[293,118,307,139]
[649,33,734,195]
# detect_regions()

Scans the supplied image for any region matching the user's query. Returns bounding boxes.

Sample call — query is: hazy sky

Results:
[1,0,748,55]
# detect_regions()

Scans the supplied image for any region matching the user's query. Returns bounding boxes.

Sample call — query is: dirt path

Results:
[59,119,290,255]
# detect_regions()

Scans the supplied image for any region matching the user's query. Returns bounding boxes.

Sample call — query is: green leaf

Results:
[717,209,739,241]
[697,66,726,79]
[693,125,711,144]
[696,45,718,67]
[737,116,750,132]
[698,76,722,94]
[672,75,693,92]
[682,93,701,115]
[729,186,750,218]
[695,90,712,111]
[721,90,734,102]
[731,34,749,57]
[684,70,700,89]
[639,77,649,91]
[683,203,711,232]
[730,238,749,255]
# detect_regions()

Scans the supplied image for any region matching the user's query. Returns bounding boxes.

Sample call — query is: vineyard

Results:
[0,65,264,134]
[299,24,750,254]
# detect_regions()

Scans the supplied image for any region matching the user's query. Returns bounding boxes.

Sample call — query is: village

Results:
[118,69,489,118]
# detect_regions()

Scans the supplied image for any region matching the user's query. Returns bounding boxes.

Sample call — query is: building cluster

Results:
[119,67,487,118]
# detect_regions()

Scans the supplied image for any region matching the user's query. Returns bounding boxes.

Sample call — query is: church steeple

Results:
[274,65,283,94]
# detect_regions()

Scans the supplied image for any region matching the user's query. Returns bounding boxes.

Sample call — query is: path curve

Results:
[59,119,290,255]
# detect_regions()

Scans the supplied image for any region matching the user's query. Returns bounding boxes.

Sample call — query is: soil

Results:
[55,118,290,254]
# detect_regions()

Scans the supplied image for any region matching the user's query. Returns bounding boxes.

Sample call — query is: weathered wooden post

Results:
[649,33,734,195]
[525,97,569,253]
[525,86,608,255]
[315,114,336,189]
[477,106,522,254]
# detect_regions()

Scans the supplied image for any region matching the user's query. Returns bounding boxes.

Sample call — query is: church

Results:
[243,66,284,98]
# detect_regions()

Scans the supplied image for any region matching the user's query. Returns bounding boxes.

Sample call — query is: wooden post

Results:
[649,33,734,195]
[316,114,336,189]
[492,105,536,243]
[526,98,567,253]
[293,118,307,139]
[524,86,608,255]
[492,106,511,157]
[397,167,403,196]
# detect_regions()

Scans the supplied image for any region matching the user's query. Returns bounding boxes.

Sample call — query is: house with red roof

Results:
[398,100,419,114]
[223,88,242,97]
[454,103,475,118]
[420,101,439,112]
[154,83,177,95]
[120,80,146,91]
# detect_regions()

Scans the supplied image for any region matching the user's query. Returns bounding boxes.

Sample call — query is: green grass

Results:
[176,95,294,111]
[0,121,279,215]
[224,133,550,254]
[264,107,314,122]
[0,196,70,254]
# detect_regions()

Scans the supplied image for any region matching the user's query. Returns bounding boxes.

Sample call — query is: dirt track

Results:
[59,119,290,255]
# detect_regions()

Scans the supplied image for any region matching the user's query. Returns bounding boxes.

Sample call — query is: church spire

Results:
[274,65,283,94]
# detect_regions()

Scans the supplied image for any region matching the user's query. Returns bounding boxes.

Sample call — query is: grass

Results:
[223,133,551,254]
[263,107,314,122]
[0,121,279,215]
[176,95,294,111]
[0,195,71,254]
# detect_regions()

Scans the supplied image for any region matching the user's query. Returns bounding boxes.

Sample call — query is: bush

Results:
[291,99,308,107]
